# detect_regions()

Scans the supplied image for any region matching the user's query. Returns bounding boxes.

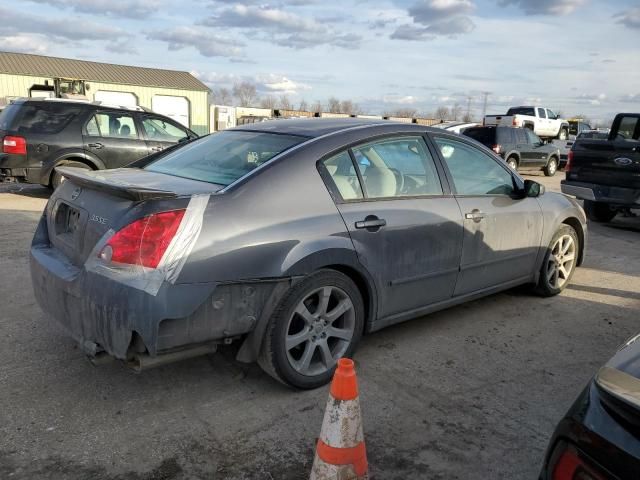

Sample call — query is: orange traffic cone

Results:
[310,358,368,480]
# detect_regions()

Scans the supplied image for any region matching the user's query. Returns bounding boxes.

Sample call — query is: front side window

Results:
[435,137,514,196]
[142,117,189,142]
[351,136,443,198]
[87,112,138,138]
[546,109,556,119]
[145,130,305,186]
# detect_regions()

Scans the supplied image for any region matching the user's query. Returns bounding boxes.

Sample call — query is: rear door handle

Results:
[465,210,486,223]
[87,142,103,149]
[355,216,386,231]
[151,146,164,152]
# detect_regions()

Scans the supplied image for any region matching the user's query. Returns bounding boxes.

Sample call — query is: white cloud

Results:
[383,95,420,104]
[146,26,244,58]
[29,0,162,18]
[498,0,586,16]
[408,0,475,23]
[614,8,640,30]
[392,0,476,40]
[0,34,49,54]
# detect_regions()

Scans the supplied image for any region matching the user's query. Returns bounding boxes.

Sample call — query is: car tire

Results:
[557,128,568,140]
[51,161,92,189]
[506,156,518,170]
[535,224,579,297]
[544,157,558,176]
[258,269,364,389]
[584,200,617,223]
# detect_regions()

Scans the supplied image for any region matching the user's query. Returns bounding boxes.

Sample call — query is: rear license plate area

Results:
[54,202,86,245]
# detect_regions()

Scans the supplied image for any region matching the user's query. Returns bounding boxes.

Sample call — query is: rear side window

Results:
[321,151,363,201]
[464,128,495,147]
[514,128,527,143]
[351,136,443,198]
[145,130,305,186]
[87,112,138,138]
[537,108,547,119]
[0,103,79,134]
[497,128,515,144]
[616,116,640,141]
[506,107,535,116]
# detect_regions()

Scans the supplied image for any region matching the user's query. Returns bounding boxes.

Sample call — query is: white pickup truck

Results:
[484,106,570,140]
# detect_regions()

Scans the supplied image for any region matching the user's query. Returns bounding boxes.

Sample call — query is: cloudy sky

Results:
[4,0,640,122]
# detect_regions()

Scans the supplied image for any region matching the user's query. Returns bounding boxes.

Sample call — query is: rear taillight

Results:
[566,150,574,172]
[99,210,186,268]
[551,443,606,480]
[512,118,518,126]
[492,144,501,154]
[2,135,27,155]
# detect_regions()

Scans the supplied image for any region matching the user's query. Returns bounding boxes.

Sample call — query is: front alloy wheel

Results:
[259,270,364,389]
[536,225,579,296]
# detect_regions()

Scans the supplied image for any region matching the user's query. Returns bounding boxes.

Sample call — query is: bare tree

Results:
[462,112,474,122]
[340,100,360,115]
[451,103,463,121]
[279,95,292,110]
[233,81,258,107]
[259,95,277,109]
[326,97,341,113]
[311,100,323,113]
[212,87,233,105]
[386,108,417,118]
[435,106,450,120]
[299,99,308,111]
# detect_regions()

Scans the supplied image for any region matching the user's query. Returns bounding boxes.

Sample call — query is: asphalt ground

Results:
[0,173,638,479]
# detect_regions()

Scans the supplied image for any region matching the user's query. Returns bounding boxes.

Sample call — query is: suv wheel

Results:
[506,157,518,170]
[51,161,91,189]
[259,269,364,389]
[557,128,568,140]
[535,225,579,297]
[584,200,617,223]
[544,157,558,176]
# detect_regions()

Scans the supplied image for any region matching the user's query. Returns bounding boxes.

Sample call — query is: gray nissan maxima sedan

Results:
[31,118,587,389]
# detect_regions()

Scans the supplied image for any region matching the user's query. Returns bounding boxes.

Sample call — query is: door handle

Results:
[87,142,103,149]
[151,146,164,152]
[465,210,486,223]
[355,216,386,231]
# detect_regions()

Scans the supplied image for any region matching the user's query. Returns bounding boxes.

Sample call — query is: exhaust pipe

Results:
[128,343,218,372]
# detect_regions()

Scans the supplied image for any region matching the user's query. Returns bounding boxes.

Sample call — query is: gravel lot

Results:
[1,174,638,479]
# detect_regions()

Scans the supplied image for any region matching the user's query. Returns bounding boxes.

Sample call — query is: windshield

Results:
[145,130,306,186]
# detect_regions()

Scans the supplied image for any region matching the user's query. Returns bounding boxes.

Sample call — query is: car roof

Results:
[232,117,409,138]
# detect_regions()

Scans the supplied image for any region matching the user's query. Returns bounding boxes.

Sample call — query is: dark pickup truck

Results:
[562,113,640,222]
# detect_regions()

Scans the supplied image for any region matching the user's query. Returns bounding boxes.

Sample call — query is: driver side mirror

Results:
[523,179,545,198]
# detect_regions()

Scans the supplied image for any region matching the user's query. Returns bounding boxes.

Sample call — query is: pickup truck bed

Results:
[561,113,640,222]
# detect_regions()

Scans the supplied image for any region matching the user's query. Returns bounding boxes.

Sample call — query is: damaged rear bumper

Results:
[30,220,292,363]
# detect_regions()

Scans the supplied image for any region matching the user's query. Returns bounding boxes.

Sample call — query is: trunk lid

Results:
[45,167,221,267]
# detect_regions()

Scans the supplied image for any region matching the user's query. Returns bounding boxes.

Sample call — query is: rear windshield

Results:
[464,127,495,146]
[145,130,306,186]
[506,107,535,116]
[0,103,80,134]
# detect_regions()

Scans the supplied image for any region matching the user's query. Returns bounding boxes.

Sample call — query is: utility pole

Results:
[481,91,491,118]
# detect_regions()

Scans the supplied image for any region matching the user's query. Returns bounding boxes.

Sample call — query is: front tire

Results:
[544,157,558,176]
[557,128,568,140]
[535,225,579,297]
[584,200,617,223]
[259,269,364,389]
[506,156,518,170]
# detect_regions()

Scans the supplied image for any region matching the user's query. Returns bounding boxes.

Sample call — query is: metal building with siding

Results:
[0,51,210,135]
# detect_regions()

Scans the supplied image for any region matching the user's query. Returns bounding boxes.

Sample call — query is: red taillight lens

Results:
[492,144,501,154]
[566,150,574,172]
[551,444,606,480]
[100,210,185,268]
[3,135,27,155]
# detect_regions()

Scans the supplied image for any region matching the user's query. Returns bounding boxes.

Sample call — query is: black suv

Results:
[464,125,561,176]
[0,98,198,188]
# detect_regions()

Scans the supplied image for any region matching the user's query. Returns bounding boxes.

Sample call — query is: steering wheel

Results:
[388,168,405,194]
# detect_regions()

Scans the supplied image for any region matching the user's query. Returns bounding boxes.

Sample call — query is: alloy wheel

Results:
[285,286,355,377]
[546,234,576,289]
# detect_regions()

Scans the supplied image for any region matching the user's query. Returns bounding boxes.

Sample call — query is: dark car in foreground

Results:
[464,125,561,176]
[0,97,197,188]
[540,333,640,479]
[31,119,587,389]
[562,113,639,223]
